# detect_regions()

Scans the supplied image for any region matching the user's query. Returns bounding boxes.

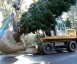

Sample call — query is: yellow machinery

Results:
[37,19,77,55]
[14,0,76,55]
[0,0,76,54]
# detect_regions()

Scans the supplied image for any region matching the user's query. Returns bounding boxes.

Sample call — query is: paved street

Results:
[0,51,77,64]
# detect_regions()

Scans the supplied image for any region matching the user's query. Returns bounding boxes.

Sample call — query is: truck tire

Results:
[67,41,77,52]
[41,42,53,55]
[36,43,42,55]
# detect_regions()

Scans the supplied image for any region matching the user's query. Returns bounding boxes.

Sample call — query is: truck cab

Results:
[55,19,76,37]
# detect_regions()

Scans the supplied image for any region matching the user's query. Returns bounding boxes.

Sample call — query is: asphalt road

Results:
[0,51,77,64]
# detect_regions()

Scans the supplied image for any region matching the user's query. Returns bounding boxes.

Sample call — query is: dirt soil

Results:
[0,30,26,53]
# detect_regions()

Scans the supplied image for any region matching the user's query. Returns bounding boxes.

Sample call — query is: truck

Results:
[33,19,77,55]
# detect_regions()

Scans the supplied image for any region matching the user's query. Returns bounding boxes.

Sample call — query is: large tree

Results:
[18,0,76,33]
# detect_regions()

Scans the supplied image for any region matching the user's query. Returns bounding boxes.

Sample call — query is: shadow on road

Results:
[0,55,18,64]
[0,51,77,64]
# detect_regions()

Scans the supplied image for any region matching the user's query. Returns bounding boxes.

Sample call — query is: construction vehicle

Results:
[16,0,77,55]
[25,19,77,55]
[0,0,77,54]
[35,19,77,55]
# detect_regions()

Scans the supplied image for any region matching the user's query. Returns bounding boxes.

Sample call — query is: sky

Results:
[21,0,33,11]
[0,12,4,28]
[24,0,33,6]
[61,12,68,21]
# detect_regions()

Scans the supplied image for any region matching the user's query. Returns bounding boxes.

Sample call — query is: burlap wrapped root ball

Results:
[0,30,26,53]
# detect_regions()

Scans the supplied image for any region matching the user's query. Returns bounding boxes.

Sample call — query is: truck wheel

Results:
[67,41,77,52]
[42,42,53,55]
[36,43,42,55]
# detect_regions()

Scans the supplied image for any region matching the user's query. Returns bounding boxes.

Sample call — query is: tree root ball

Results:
[0,30,26,54]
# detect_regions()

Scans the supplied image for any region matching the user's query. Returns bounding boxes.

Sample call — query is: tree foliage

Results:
[65,18,71,28]
[18,0,75,33]
[67,4,77,32]
[70,0,76,5]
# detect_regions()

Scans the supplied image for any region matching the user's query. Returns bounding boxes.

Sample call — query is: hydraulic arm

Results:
[0,0,21,39]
